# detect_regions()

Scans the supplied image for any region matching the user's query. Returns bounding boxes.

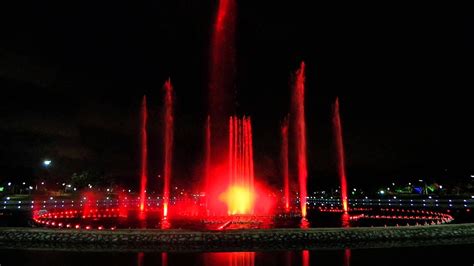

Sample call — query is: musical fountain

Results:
[22,2,460,251]
[31,0,456,232]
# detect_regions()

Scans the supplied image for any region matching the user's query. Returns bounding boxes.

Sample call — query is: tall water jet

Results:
[209,0,236,166]
[205,115,211,209]
[163,79,174,219]
[139,96,148,213]
[222,116,255,215]
[333,97,348,212]
[291,62,308,218]
[281,116,290,210]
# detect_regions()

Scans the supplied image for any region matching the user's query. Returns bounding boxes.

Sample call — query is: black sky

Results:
[0,1,472,191]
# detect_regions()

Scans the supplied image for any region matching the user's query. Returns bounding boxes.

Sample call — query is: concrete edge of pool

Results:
[1,223,474,252]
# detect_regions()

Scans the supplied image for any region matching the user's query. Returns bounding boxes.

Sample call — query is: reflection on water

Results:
[162,252,168,266]
[137,252,144,266]
[285,252,292,266]
[204,252,255,266]
[228,252,254,266]
[302,250,309,266]
[1,245,473,266]
[343,249,351,266]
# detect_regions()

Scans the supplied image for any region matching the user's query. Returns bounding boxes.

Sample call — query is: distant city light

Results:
[379,190,385,195]
[7,182,11,186]
[43,160,52,166]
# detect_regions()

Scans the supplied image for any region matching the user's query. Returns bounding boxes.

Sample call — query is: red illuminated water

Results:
[209,0,236,161]
[162,252,168,266]
[207,0,264,216]
[35,206,453,231]
[344,248,351,266]
[81,191,98,216]
[139,96,148,213]
[281,117,290,210]
[205,252,255,266]
[225,116,255,215]
[205,115,211,209]
[333,97,348,212]
[210,0,236,111]
[7,248,474,266]
[302,250,310,266]
[163,79,174,218]
[292,62,308,218]
[137,252,144,266]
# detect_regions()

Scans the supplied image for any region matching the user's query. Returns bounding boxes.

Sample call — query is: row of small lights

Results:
[34,208,122,231]
[1,197,194,210]
[349,215,452,225]
[318,207,372,213]
[294,202,472,209]
[302,206,454,227]
[306,198,473,208]
[2,201,472,212]
[34,216,452,232]
[34,219,115,231]
[36,207,451,231]
[306,196,474,201]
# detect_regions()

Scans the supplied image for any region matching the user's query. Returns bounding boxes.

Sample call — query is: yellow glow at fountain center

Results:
[219,186,255,215]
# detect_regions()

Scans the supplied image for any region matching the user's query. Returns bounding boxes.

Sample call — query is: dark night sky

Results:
[0,1,472,191]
